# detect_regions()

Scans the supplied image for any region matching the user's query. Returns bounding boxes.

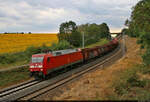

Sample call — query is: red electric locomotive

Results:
[29,49,83,79]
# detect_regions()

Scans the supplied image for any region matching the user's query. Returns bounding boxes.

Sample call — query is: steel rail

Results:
[0,80,41,100]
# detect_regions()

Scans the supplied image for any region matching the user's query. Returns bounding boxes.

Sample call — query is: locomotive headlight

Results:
[38,65,43,68]
[30,66,34,68]
[40,69,43,71]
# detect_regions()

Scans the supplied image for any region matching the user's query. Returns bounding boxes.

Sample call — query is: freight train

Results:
[29,38,119,79]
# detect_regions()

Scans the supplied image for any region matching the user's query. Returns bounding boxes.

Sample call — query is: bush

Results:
[127,74,146,88]
[142,49,150,66]
[113,65,148,96]
[51,40,73,50]
[137,64,150,74]
[85,38,98,46]
[134,88,150,100]
[0,44,51,65]
[0,52,26,64]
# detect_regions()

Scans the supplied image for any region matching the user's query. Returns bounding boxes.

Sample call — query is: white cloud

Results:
[0,0,138,33]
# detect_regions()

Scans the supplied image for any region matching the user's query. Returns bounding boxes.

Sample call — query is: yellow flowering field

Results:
[0,33,58,54]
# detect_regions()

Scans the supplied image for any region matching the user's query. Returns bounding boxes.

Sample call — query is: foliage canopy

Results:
[58,21,82,47]
[58,21,111,47]
[124,0,150,65]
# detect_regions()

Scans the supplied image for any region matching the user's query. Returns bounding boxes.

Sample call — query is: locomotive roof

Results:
[32,49,79,57]
[32,53,50,57]
[52,49,78,56]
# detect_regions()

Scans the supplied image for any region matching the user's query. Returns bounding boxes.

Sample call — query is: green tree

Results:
[58,21,82,47]
[126,0,150,65]
[77,23,111,46]
[99,23,111,39]
[121,28,129,35]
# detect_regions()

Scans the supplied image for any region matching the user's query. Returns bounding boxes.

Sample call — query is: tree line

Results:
[122,0,150,66]
[58,21,111,47]
[2,32,32,34]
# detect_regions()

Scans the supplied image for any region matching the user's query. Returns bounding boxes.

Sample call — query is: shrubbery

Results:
[113,65,150,100]
[0,52,27,64]
[142,49,150,66]
[116,0,150,100]
[50,40,73,50]
[123,0,150,66]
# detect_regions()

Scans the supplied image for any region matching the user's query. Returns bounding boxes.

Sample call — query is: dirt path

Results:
[37,36,142,100]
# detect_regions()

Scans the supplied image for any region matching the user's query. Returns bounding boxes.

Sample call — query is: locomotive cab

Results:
[29,53,52,79]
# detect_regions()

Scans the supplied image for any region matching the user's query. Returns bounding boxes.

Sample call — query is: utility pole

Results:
[82,32,85,49]
[122,32,126,56]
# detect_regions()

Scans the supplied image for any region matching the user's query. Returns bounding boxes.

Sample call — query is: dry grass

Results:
[0,33,58,54]
[51,36,143,100]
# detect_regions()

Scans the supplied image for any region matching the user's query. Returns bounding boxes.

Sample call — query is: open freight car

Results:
[82,38,118,61]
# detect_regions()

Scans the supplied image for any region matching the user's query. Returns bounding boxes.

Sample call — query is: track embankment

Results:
[29,36,124,101]
[37,36,142,100]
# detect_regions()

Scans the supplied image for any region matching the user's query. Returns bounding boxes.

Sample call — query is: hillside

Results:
[40,36,144,100]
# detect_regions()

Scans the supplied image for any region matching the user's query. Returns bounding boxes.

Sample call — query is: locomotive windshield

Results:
[32,57,44,63]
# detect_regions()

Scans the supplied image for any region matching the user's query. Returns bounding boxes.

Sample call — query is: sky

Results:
[0,0,138,33]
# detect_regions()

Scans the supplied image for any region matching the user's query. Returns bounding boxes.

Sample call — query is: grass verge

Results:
[112,64,150,100]
[85,38,109,48]
[0,67,31,89]
[0,61,28,69]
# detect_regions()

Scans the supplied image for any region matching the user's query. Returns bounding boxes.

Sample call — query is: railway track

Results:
[0,35,123,101]
[0,80,41,101]
[21,43,123,101]
[24,45,123,101]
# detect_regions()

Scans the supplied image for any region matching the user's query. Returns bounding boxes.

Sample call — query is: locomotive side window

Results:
[32,57,44,63]
[47,57,50,62]
[56,52,61,56]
